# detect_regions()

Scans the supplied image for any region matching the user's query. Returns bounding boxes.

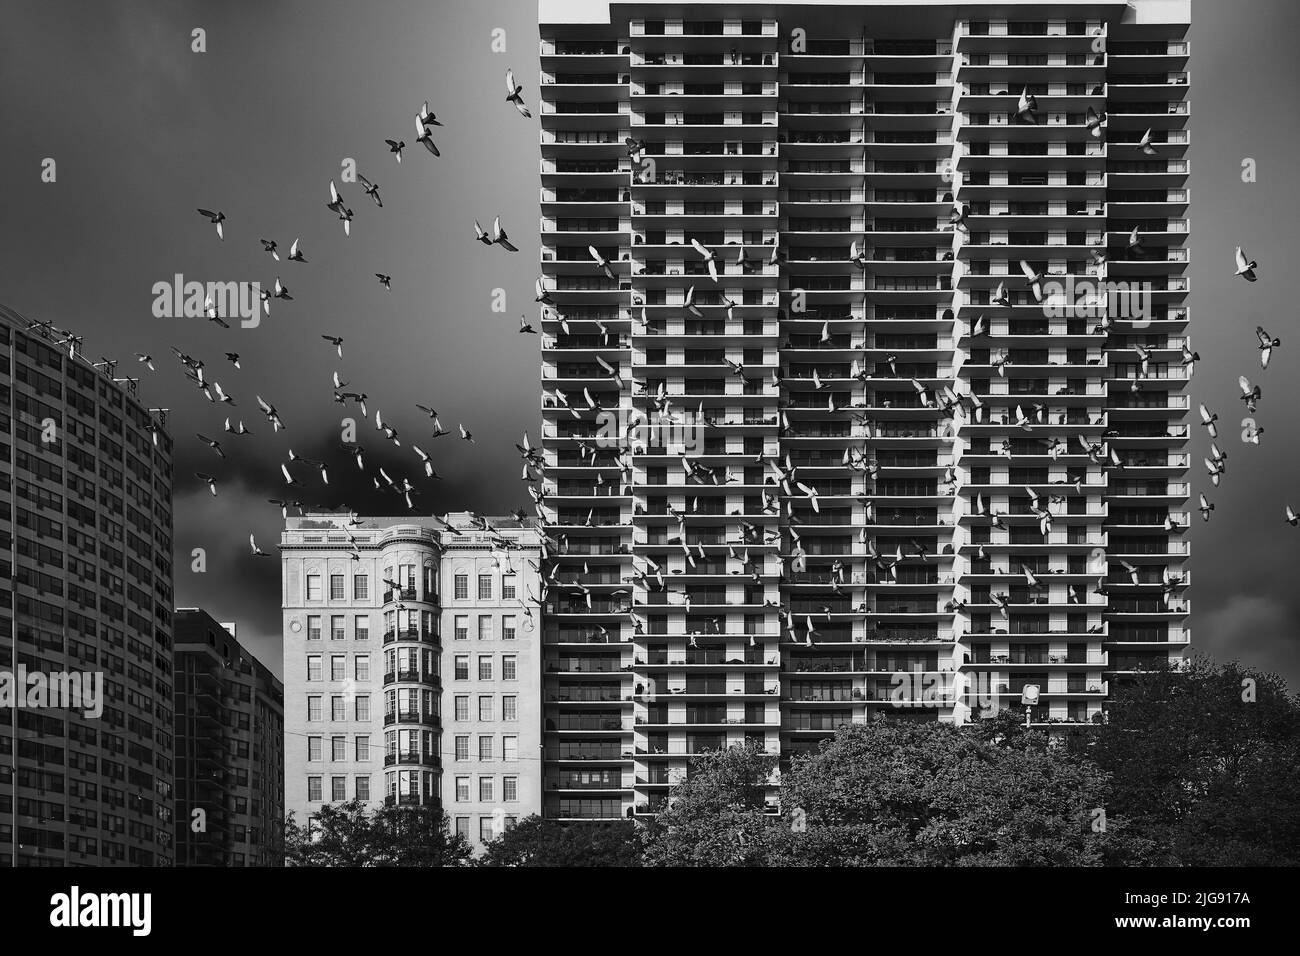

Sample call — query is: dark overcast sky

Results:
[2,0,1299,688]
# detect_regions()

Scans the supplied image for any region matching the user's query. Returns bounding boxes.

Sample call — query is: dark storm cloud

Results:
[3,0,1300,687]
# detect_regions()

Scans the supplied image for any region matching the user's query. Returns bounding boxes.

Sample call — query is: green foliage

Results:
[477,816,641,867]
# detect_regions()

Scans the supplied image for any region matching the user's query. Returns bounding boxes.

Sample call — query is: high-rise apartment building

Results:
[173,610,284,866]
[537,0,1190,818]
[0,303,177,864]
[280,512,542,850]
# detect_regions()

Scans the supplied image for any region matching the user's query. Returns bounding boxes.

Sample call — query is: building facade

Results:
[0,303,177,864]
[173,610,284,866]
[537,0,1190,818]
[280,512,542,850]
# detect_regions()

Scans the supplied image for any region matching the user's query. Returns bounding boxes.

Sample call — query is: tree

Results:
[1089,656,1300,865]
[477,816,641,867]
[777,718,1135,866]
[641,743,782,866]
[283,800,471,867]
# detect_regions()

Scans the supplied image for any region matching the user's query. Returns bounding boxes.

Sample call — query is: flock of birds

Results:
[116,72,540,561]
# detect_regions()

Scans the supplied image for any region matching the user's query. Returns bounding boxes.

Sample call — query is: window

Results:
[355,776,370,801]
[503,736,518,760]
[330,655,345,681]
[355,736,370,761]
[307,777,322,801]
[353,574,369,600]
[355,655,370,681]
[502,655,517,681]
[478,696,493,721]
[306,574,322,601]
[307,696,322,721]
[479,777,494,802]
[332,736,346,761]
[479,736,493,760]
[455,817,470,838]
[307,615,321,641]
[454,574,469,600]
[424,565,436,599]
[330,574,345,600]
[355,615,369,641]
[502,615,517,641]
[331,776,347,801]
[503,696,517,721]
[454,655,469,680]
[306,655,322,681]
[480,818,496,843]
[503,776,518,802]
[355,696,370,721]
[454,616,468,641]
[455,736,469,761]
[454,696,469,721]
[307,736,322,761]
[331,616,345,641]
[456,777,469,802]
[478,574,493,600]
[478,616,492,641]
[331,696,346,721]
[478,656,493,681]
[502,575,516,600]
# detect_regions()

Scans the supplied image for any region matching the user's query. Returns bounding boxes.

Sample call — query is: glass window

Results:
[306,574,322,601]
[455,736,469,760]
[479,777,494,802]
[454,574,469,600]
[330,574,345,600]
[353,574,369,600]
[478,574,492,600]
[331,616,345,641]
[355,776,370,801]
[355,736,370,761]
[454,655,469,680]
[502,615,516,641]
[478,696,493,721]
[455,817,470,837]
[307,696,322,721]
[480,818,495,843]
[478,736,493,760]
[330,655,345,681]
[331,776,347,801]
[331,696,345,721]
[307,615,321,641]
[455,777,469,802]
[355,616,369,641]
[331,736,346,761]
[503,736,517,760]
[307,736,322,761]
[478,616,492,641]
[307,776,322,801]
[454,616,468,641]
[454,696,469,721]
[306,656,322,681]
[478,656,493,681]
[355,655,370,681]
[503,776,518,802]
[502,655,517,681]
[355,696,370,721]
[503,696,517,721]
[502,575,517,600]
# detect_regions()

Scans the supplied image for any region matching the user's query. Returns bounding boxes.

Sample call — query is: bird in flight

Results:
[384,138,406,163]
[259,238,280,261]
[1288,506,1300,528]
[287,237,307,263]
[135,353,155,371]
[375,273,392,291]
[249,534,270,557]
[492,216,518,252]
[1137,127,1157,155]
[358,174,383,207]
[195,473,218,496]
[257,395,286,432]
[1238,375,1261,413]
[1255,326,1279,368]
[505,68,532,117]
[322,335,344,358]
[197,208,226,239]
[415,114,440,156]
[196,433,226,458]
[519,315,536,334]
[225,352,241,369]
[1235,246,1258,282]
